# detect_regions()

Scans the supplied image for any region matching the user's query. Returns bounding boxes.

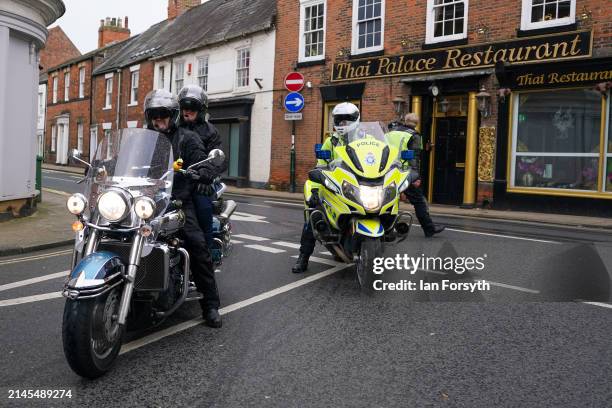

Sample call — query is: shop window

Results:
[235,48,250,89]
[520,0,575,31]
[216,123,243,178]
[175,62,185,93]
[352,0,384,55]
[604,91,612,192]
[299,0,326,62]
[197,56,209,91]
[510,89,603,193]
[426,0,468,44]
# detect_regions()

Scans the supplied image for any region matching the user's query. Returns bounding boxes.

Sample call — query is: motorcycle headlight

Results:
[342,181,360,204]
[98,191,128,222]
[66,193,87,215]
[360,186,384,212]
[134,197,156,220]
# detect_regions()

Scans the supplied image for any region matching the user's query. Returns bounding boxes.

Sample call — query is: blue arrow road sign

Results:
[284,92,305,113]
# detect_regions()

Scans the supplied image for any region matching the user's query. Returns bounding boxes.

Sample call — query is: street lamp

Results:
[476,85,491,118]
[392,96,405,120]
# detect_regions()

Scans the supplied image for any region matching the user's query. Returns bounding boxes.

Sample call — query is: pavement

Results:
[0,162,609,257]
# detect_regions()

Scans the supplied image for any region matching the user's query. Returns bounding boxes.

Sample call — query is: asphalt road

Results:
[0,171,610,407]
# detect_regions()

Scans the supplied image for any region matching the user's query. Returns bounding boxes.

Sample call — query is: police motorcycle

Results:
[304,122,418,291]
[61,128,228,379]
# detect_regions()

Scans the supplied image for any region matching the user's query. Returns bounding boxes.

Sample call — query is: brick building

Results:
[44,20,132,164]
[91,0,277,187]
[271,0,612,216]
[39,26,81,71]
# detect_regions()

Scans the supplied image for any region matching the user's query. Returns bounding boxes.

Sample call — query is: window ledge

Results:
[422,38,468,50]
[349,49,385,60]
[127,102,138,107]
[296,58,326,68]
[516,22,578,38]
[103,107,112,111]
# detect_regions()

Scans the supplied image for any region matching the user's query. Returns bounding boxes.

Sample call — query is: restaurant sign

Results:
[331,31,592,82]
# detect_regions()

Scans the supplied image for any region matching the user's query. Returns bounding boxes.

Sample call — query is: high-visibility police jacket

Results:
[384,126,422,172]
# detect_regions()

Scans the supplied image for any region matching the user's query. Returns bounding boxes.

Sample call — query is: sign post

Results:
[284,87,305,193]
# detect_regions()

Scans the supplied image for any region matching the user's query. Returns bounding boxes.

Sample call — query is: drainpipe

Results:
[169,58,173,93]
[116,68,122,130]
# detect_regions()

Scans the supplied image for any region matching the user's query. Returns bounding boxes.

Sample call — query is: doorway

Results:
[428,95,468,205]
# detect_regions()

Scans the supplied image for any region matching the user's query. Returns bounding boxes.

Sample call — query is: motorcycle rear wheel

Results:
[62,287,123,379]
[356,238,382,293]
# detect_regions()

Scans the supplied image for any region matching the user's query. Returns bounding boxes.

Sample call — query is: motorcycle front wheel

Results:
[62,287,123,379]
[356,238,383,293]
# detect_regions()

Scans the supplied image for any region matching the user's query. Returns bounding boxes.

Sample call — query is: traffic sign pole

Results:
[290,122,296,193]
[284,72,305,193]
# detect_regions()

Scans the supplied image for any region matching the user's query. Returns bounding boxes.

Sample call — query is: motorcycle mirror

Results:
[69,149,92,169]
[208,149,225,167]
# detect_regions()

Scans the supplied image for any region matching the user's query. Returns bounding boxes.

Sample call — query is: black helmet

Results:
[178,84,208,124]
[144,89,179,133]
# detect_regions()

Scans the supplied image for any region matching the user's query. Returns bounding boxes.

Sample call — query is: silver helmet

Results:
[144,89,180,132]
[178,84,208,123]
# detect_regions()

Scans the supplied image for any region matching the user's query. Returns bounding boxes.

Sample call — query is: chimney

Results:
[98,16,131,48]
[167,0,200,20]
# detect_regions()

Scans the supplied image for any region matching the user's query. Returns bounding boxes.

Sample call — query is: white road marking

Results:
[42,188,71,197]
[42,169,81,177]
[271,241,301,249]
[120,262,352,354]
[319,251,333,256]
[231,240,244,244]
[264,200,303,207]
[0,270,69,292]
[291,255,342,267]
[233,234,269,242]
[0,249,72,266]
[445,228,560,244]
[244,244,286,254]
[243,203,272,208]
[0,292,63,307]
[231,212,269,223]
[581,301,612,310]
[43,176,78,182]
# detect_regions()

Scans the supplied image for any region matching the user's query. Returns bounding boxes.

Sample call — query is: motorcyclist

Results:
[292,102,360,274]
[143,89,222,328]
[387,113,445,238]
[177,85,226,251]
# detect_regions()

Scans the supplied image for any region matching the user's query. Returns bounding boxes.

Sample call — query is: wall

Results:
[39,26,80,70]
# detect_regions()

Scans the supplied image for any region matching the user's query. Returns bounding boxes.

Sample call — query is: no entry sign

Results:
[284,72,305,92]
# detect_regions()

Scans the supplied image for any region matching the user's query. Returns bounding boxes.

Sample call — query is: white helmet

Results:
[332,102,360,138]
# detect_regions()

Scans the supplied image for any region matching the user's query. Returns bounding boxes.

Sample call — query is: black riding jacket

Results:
[165,126,216,202]
[179,121,228,176]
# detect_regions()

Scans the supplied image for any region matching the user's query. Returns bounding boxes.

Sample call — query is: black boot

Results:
[292,253,310,273]
[425,225,445,238]
[203,308,222,328]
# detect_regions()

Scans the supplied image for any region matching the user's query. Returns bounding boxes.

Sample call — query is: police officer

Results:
[177,85,225,249]
[292,102,360,274]
[144,89,222,328]
[388,112,444,238]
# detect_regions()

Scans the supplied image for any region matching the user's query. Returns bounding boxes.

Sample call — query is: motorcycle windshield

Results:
[347,122,389,144]
[86,128,174,217]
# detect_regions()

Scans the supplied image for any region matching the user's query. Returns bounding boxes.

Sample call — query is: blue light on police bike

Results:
[401,150,415,160]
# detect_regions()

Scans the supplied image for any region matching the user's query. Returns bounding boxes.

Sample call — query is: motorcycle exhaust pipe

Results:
[395,222,410,235]
[219,200,237,219]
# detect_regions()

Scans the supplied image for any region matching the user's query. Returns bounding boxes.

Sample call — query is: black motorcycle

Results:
[61,128,234,378]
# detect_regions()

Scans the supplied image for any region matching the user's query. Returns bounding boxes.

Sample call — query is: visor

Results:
[180,98,202,112]
[147,107,172,120]
[334,114,358,126]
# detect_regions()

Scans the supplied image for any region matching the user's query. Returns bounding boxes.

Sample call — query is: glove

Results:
[184,169,200,181]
